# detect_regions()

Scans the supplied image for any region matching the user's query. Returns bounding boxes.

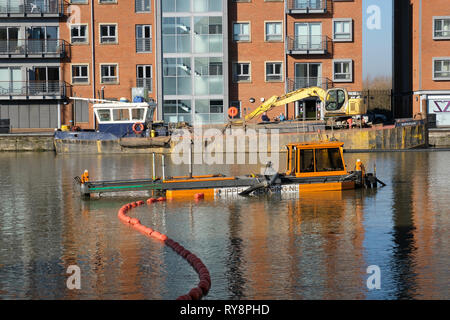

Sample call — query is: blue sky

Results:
[362,0,393,80]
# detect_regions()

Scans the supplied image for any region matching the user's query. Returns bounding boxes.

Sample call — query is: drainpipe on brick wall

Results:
[154,0,158,120]
[284,0,288,119]
[90,0,96,128]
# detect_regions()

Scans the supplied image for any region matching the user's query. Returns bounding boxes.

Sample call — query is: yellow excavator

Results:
[229,87,367,127]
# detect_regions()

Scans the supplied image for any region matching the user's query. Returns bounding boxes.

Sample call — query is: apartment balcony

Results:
[0,81,69,100]
[0,0,64,17]
[286,35,330,55]
[286,0,327,14]
[0,39,66,58]
[287,77,333,92]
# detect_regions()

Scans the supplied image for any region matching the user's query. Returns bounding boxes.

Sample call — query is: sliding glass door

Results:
[294,23,322,50]
[0,67,23,95]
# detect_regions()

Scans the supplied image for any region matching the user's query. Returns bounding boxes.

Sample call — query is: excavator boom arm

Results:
[243,86,328,122]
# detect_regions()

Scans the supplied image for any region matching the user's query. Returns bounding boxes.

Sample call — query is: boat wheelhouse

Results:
[93,102,155,137]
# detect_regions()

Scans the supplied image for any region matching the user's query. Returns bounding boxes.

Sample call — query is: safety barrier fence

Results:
[117,193,211,300]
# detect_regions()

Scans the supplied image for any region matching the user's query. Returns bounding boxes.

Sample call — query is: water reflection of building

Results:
[390,151,444,299]
[286,192,366,299]
[225,190,367,299]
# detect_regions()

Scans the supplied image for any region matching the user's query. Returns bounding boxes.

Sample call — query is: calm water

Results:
[0,151,449,300]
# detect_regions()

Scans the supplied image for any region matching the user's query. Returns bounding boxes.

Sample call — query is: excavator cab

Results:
[325,88,348,112]
[324,88,367,117]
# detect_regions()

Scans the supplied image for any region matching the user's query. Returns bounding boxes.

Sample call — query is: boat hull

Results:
[166,180,356,200]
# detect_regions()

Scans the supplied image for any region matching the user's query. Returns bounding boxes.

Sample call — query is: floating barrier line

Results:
[117,197,211,300]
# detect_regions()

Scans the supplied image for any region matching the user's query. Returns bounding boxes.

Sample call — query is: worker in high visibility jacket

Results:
[355,159,365,184]
[81,170,89,184]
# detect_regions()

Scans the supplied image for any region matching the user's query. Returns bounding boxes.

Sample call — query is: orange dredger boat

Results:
[77,141,384,200]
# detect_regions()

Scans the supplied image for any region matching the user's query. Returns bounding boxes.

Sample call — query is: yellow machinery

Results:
[230,87,367,125]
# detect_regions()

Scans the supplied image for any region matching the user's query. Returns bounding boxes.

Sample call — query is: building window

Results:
[433,58,450,80]
[294,22,322,50]
[229,101,242,119]
[99,0,117,3]
[433,17,450,39]
[162,17,191,54]
[194,57,223,95]
[162,57,192,95]
[72,65,89,84]
[136,25,152,52]
[266,62,283,82]
[101,64,118,83]
[333,60,352,82]
[234,63,250,82]
[135,0,151,12]
[265,22,282,41]
[100,24,117,44]
[137,65,152,91]
[193,16,223,53]
[71,0,88,3]
[333,19,352,41]
[162,0,190,12]
[70,25,88,44]
[294,63,323,89]
[233,22,250,41]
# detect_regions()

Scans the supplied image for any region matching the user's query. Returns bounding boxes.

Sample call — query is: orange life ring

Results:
[228,106,238,118]
[132,122,145,134]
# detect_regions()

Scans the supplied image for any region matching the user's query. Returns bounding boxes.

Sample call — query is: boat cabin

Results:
[93,102,156,137]
[285,141,348,177]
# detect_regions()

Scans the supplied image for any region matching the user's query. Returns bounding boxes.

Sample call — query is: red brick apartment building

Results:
[411,0,450,127]
[394,0,450,127]
[0,0,363,130]
[60,0,156,129]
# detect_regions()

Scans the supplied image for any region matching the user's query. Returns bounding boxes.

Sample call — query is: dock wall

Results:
[428,129,450,147]
[0,124,429,153]
[0,133,55,152]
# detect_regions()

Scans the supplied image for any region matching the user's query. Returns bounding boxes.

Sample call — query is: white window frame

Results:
[234,62,251,82]
[70,24,88,44]
[265,61,283,82]
[265,21,283,42]
[136,24,152,53]
[333,59,353,82]
[71,64,90,85]
[135,0,151,13]
[100,64,119,84]
[233,22,250,42]
[99,24,118,44]
[433,58,450,80]
[433,16,450,40]
[136,64,153,92]
[333,19,352,42]
[99,0,117,3]
[70,0,88,3]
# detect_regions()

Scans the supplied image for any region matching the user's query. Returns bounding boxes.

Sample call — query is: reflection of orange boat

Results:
[78,141,383,200]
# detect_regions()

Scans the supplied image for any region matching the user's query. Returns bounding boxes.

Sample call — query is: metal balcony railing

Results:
[287,77,333,92]
[0,81,67,97]
[287,0,327,13]
[136,78,152,92]
[0,39,65,57]
[0,0,63,15]
[136,38,152,53]
[286,35,329,54]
